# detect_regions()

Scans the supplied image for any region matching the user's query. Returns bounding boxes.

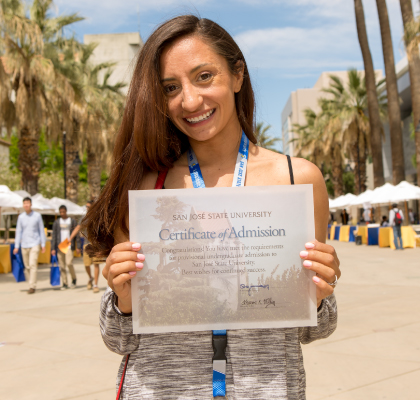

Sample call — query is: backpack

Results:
[394,210,403,226]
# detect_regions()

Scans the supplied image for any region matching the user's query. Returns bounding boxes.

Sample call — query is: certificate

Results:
[129,185,317,334]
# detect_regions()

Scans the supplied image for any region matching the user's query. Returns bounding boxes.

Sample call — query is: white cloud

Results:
[235,24,361,72]
[234,0,409,75]
[54,0,208,31]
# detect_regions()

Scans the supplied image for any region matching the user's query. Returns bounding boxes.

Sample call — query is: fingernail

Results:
[132,243,141,250]
[300,251,308,258]
[137,253,145,261]
[303,260,312,268]
[305,242,315,249]
[313,276,320,283]
[135,262,143,269]
[129,271,136,276]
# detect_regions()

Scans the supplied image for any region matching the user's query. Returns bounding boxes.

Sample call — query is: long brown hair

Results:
[84,15,256,257]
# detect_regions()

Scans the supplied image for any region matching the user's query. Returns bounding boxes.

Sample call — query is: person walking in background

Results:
[51,205,79,289]
[389,203,404,250]
[73,200,104,293]
[363,207,371,224]
[340,209,349,225]
[13,197,46,294]
[408,208,414,225]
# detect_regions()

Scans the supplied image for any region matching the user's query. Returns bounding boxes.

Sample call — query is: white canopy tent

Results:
[329,193,357,209]
[369,183,399,205]
[349,189,374,206]
[49,197,85,216]
[0,186,84,216]
[388,181,420,203]
[0,186,27,214]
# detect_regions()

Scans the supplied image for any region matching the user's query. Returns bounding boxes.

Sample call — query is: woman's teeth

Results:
[186,109,214,124]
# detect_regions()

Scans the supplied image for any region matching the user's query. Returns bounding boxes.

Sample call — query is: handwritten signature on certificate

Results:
[240,283,270,296]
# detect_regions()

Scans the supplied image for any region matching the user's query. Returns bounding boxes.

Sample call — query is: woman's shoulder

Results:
[248,146,324,186]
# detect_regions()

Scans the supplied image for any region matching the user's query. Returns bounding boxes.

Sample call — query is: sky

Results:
[53,0,420,152]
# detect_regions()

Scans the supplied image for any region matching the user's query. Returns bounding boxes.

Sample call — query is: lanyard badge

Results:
[187,131,249,399]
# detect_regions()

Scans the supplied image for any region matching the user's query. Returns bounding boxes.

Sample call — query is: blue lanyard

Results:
[187,130,249,398]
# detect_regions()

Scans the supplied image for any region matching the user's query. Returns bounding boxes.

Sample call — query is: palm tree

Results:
[322,70,387,194]
[400,0,420,186]
[254,122,281,152]
[354,0,385,188]
[0,0,82,195]
[76,43,125,200]
[376,0,405,184]
[31,1,83,202]
[292,104,345,196]
[292,108,327,168]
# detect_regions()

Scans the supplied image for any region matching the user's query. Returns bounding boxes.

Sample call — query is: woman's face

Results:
[160,35,243,143]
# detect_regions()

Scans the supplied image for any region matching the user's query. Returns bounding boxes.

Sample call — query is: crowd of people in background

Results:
[329,203,419,251]
[13,197,102,294]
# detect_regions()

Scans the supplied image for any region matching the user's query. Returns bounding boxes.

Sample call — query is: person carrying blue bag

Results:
[50,255,61,286]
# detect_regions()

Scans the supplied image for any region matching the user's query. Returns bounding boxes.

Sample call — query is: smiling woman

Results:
[83,14,340,400]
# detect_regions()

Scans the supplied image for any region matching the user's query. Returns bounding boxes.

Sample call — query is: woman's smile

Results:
[184,108,216,126]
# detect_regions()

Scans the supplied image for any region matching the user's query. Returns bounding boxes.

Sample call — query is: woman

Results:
[84,15,341,399]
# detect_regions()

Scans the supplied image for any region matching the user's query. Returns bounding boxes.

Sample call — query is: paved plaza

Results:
[0,241,419,399]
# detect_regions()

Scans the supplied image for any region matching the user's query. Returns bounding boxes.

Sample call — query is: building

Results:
[83,32,143,94]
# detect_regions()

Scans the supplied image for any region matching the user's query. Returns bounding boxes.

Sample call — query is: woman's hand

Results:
[102,242,145,314]
[299,240,341,307]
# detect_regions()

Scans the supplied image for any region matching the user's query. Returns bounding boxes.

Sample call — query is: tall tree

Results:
[322,70,387,194]
[354,0,385,188]
[293,105,345,196]
[400,0,420,186]
[0,0,81,195]
[254,122,281,152]
[76,44,125,199]
[376,0,405,184]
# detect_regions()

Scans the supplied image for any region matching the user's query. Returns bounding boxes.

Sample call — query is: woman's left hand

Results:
[300,240,341,307]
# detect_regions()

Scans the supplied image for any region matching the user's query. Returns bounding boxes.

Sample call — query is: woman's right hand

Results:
[102,242,144,314]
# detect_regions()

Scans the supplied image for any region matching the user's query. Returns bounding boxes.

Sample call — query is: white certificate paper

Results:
[129,185,317,334]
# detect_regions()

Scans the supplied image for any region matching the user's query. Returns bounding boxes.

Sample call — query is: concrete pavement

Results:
[0,241,419,399]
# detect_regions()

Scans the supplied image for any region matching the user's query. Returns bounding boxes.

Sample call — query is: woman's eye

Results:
[164,84,178,93]
[198,73,212,81]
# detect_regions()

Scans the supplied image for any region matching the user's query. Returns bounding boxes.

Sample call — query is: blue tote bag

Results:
[11,246,26,282]
[50,255,61,286]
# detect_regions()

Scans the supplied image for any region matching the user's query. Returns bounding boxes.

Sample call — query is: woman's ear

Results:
[233,60,245,93]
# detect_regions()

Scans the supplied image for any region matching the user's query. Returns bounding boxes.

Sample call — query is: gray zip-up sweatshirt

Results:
[100,288,337,399]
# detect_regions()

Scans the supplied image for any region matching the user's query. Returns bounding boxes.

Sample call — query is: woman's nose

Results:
[181,84,203,112]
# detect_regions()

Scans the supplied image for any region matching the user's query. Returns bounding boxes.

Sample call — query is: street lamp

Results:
[63,131,83,199]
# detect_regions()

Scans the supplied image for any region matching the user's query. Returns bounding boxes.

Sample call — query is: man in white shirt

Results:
[13,197,46,294]
[51,205,79,289]
[389,203,404,250]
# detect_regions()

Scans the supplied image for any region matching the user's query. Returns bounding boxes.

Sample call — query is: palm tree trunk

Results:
[352,130,367,195]
[400,0,420,186]
[87,147,102,200]
[66,141,79,203]
[331,144,344,196]
[355,0,385,188]
[18,128,40,195]
[66,120,80,203]
[376,0,405,184]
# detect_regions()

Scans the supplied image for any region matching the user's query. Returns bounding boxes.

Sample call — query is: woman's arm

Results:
[292,158,339,342]
[100,287,140,355]
[299,293,337,344]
